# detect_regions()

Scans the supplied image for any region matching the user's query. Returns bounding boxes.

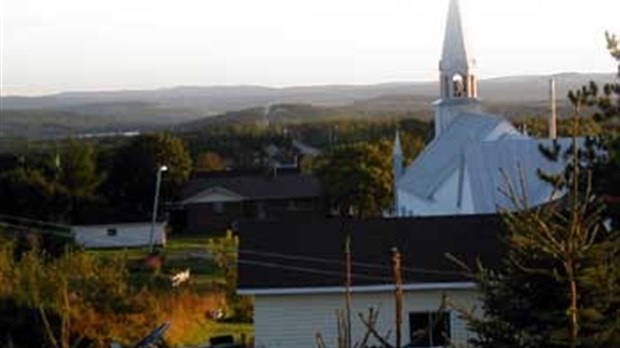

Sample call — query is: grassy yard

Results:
[87,233,223,288]
[87,233,253,346]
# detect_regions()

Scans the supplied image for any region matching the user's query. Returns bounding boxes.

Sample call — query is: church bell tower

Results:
[440,0,477,99]
[434,0,479,138]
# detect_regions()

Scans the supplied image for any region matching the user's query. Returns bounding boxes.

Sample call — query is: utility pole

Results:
[344,230,352,348]
[149,165,167,253]
[392,247,403,348]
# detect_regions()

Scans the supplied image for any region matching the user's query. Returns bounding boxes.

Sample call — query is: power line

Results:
[239,248,468,277]
[237,259,393,282]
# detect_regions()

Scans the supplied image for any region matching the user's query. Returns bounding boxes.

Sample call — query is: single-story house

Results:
[175,170,324,233]
[237,215,504,348]
[72,222,166,249]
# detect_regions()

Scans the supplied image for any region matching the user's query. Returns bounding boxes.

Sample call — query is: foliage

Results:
[195,151,226,172]
[465,201,620,347]
[206,231,252,322]
[182,118,430,170]
[314,141,393,217]
[517,116,604,139]
[399,130,425,166]
[0,141,104,223]
[105,132,192,218]
[0,237,228,347]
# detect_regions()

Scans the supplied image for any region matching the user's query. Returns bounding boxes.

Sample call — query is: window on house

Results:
[107,228,117,237]
[256,202,266,219]
[213,202,225,214]
[408,311,451,347]
[287,199,313,211]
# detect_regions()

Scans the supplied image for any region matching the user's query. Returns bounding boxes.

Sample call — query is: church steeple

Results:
[439,0,477,99]
[393,131,404,181]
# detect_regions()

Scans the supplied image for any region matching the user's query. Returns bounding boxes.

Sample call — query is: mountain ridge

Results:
[2,73,614,111]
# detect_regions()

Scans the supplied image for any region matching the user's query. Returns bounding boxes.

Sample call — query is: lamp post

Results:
[149,165,168,252]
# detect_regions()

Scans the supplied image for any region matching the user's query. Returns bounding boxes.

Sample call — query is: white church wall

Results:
[435,105,459,138]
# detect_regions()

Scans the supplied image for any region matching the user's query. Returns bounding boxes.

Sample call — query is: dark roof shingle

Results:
[237,215,506,290]
[180,173,322,201]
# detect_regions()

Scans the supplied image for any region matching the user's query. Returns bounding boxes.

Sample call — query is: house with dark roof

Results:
[174,170,324,233]
[237,215,505,348]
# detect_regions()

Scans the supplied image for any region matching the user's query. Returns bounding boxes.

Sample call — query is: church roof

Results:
[397,111,579,214]
[440,0,475,73]
[467,138,575,213]
[396,112,516,199]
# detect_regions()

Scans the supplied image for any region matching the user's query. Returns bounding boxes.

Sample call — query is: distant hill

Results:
[3,73,613,110]
[1,73,615,139]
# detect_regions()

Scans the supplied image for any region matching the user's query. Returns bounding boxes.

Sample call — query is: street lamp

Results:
[149,165,168,252]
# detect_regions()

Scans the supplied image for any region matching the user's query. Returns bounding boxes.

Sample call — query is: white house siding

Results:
[73,223,166,249]
[253,289,479,348]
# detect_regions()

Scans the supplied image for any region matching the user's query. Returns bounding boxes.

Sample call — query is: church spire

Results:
[393,131,404,181]
[439,0,477,99]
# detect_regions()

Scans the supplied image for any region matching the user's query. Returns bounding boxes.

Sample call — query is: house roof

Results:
[237,214,505,294]
[180,173,322,203]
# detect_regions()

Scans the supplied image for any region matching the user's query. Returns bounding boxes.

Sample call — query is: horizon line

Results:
[0,70,614,98]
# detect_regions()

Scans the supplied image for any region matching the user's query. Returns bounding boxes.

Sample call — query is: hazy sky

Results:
[1,0,619,96]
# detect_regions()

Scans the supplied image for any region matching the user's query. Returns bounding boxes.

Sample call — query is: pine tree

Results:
[463,33,620,348]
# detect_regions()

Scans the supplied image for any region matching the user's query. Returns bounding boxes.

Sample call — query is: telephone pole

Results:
[392,247,403,348]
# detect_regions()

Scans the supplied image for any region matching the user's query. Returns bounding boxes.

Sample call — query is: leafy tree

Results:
[56,140,105,222]
[0,238,151,347]
[315,141,393,217]
[106,132,192,218]
[195,151,226,172]
[399,131,425,165]
[0,141,104,223]
[0,167,61,221]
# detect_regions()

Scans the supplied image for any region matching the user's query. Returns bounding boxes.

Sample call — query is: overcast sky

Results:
[1,0,619,96]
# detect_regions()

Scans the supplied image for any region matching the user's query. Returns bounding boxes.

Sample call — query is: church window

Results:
[452,74,465,98]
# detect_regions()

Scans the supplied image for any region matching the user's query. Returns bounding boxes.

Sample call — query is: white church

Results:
[393,0,572,217]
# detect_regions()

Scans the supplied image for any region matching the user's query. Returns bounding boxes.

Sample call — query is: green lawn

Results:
[81,235,253,347]
[166,234,212,251]
[86,234,225,290]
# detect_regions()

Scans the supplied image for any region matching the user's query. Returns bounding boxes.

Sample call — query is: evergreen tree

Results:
[463,32,620,348]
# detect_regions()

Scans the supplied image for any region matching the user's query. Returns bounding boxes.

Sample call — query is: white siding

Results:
[253,289,479,348]
[73,223,166,249]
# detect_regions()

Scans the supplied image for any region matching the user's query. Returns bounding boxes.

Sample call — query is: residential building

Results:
[175,170,323,233]
[72,222,166,249]
[237,215,504,348]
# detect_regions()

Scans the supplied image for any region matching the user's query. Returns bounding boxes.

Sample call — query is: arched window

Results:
[452,74,465,98]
